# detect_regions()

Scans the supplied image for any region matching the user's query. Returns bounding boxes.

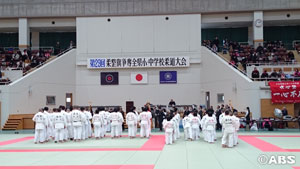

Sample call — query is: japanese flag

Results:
[131,72,148,84]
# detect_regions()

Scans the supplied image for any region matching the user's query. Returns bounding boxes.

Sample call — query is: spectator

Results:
[288,51,295,62]
[270,70,279,80]
[278,69,285,80]
[294,68,300,78]
[251,67,260,80]
[256,43,263,54]
[261,70,269,79]
[282,107,288,116]
[213,36,220,52]
[212,44,218,53]
[168,99,176,107]
[54,41,61,55]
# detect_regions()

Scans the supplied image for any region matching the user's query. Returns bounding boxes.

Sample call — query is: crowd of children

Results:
[33,105,240,148]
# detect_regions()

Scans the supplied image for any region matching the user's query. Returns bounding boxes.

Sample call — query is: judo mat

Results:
[0,131,300,169]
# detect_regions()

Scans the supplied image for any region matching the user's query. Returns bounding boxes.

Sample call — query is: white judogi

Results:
[71,110,84,140]
[201,114,208,141]
[66,111,74,139]
[48,112,55,139]
[191,116,201,140]
[104,111,111,132]
[33,112,48,143]
[233,115,240,146]
[53,112,67,142]
[126,112,137,137]
[44,111,53,140]
[182,116,192,140]
[139,111,152,138]
[146,111,152,136]
[99,111,108,137]
[109,112,121,137]
[250,122,258,131]
[174,113,181,139]
[204,116,217,143]
[163,120,174,145]
[221,115,236,147]
[117,111,124,136]
[134,111,139,135]
[83,110,92,139]
[171,116,178,141]
[80,111,87,140]
[92,114,103,138]
[61,110,69,140]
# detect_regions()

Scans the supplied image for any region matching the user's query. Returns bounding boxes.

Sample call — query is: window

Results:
[217,93,224,103]
[46,96,56,105]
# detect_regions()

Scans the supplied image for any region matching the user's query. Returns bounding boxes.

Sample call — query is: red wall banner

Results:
[269,81,300,103]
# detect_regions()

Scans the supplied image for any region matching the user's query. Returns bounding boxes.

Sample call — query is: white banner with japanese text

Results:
[87,56,189,69]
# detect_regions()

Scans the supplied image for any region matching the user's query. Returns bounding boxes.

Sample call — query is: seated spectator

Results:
[288,51,295,62]
[270,70,279,80]
[294,68,300,78]
[261,70,269,79]
[251,67,260,80]
[212,44,218,53]
[278,69,285,80]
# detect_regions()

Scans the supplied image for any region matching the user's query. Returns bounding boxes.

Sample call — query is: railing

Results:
[203,45,248,77]
[252,77,300,83]
[246,62,298,67]
[30,46,54,54]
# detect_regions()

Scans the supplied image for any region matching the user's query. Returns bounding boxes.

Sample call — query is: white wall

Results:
[76,14,202,110]
[0,50,76,127]
[201,47,267,119]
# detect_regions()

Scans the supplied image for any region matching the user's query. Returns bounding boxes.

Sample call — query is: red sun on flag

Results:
[136,74,143,81]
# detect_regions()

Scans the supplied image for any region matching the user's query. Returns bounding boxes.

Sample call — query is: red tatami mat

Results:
[0,137,34,146]
[0,135,165,152]
[239,135,287,152]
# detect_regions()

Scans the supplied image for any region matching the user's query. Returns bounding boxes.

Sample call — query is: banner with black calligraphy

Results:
[269,81,300,103]
[87,56,190,69]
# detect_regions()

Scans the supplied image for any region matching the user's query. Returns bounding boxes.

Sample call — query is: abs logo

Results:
[257,154,296,165]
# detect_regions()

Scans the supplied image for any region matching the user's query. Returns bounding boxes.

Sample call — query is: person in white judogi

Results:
[79,107,87,140]
[219,110,225,136]
[174,109,180,139]
[132,107,139,136]
[92,109,103,139]
[83,108,92,139]
[60,106,69,141]
[98,107,108,138]
[191,112,201,141]
[171,113,178,141]
[163,115,174,145]
[66,108,74,140]
[33,109,48,144]
[182,114,192,141]
[221,110,236,148]
[109,108,122,138]
[232,111,240,146]
[43,107,52,141]
[117,109,124,137]
[139,107,152,138]
[146,109,152,137]
[204,109,217,143]
[201,112,208,142]
[53,108,67,143]
[71,107,84,142]
[126,108,138,138]
[250,121,258,131]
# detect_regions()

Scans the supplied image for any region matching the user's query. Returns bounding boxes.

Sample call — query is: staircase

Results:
[2,114,34,130]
